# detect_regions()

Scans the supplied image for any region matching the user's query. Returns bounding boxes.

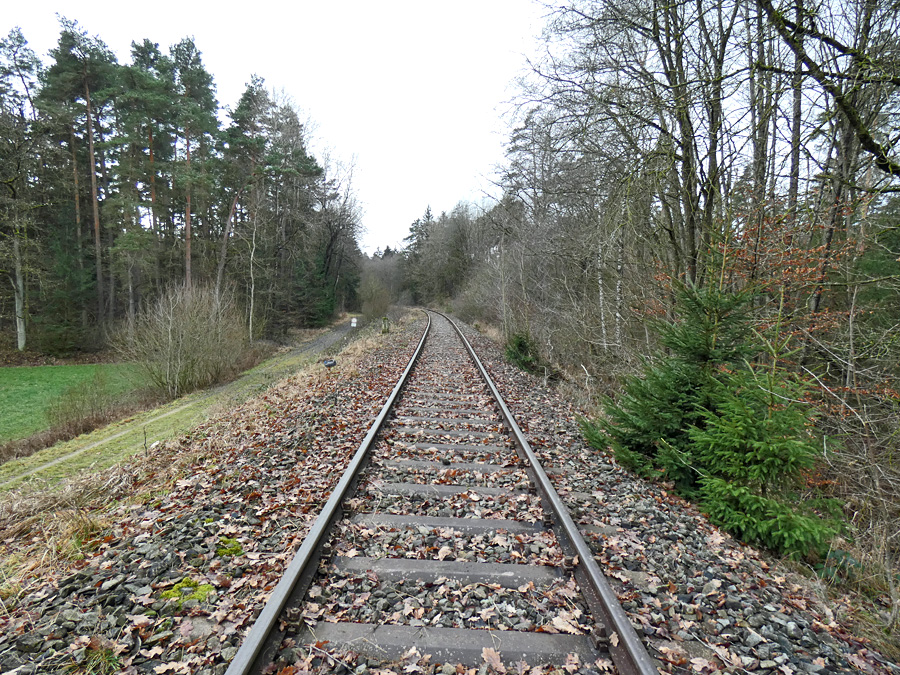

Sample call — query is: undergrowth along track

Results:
[225,311,657,675]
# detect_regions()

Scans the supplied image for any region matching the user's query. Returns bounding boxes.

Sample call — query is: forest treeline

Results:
[364,0,900,636]
[0,20,361,355]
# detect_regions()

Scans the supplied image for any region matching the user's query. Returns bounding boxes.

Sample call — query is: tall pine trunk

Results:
[216,190,243,299]
[148,126,163,292]
[97,122,116,321]
[85,77,104,326]
[70,126,88,328]
[148,127,157,232]
[185,131,192,291]
[12,234,26,351]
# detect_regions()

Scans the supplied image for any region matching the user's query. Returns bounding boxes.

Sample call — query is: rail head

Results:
[225,311,432,675]
[436,310,658,675]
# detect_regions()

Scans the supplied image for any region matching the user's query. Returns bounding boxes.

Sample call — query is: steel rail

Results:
[225,312,432,675]
[440,312,658,675]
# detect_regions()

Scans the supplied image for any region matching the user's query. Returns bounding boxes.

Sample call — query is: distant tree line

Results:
[0,20,361,355]
[388,0,900,628]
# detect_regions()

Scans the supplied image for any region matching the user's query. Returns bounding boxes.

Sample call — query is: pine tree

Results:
[123,40,176,244]
[170,38,218,290]
[593,284,755,492]
[41,18,118,329]
[585,283,838,557]
[690,365,836,556]
[0,29,42,351]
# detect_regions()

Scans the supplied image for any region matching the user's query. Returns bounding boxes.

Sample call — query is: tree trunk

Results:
[597,238,608,348]
[97,117,116,321]
[615,224,625,351]
[185,132,192,291]
[128,262,136,322]
[787,37,802,221]
[248,217,257,343]
[85,77,104,325]
[215,190,243,299]
[108,235,116,321]
[70,126,88,328]
[12,235,26,351]
[748,4,769,280]
[809,131,847,317]
[148,127,157,232]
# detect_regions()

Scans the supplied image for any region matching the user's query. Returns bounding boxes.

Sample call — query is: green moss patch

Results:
[216,537,243,557]
[160,577,214,607]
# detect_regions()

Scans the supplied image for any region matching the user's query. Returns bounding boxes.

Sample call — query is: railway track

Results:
[225,312,657,675]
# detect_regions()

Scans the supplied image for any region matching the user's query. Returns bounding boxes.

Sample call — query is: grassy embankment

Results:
[0,326,344,494]
[0,364,146,443]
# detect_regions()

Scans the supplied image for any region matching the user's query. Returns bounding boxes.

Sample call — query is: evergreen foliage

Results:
[399,204,489,306]
[584,284,838,557]
[596,285,754,491]
[505,332,541,373]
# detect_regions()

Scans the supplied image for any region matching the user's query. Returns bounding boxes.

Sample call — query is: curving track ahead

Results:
[225,312,657,675]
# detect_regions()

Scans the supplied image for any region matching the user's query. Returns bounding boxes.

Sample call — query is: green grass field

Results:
[0,344,329,492]
[0,363,146,443]
[0,319,356,492]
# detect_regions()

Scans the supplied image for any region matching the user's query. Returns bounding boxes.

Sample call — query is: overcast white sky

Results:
[5,1,546,253]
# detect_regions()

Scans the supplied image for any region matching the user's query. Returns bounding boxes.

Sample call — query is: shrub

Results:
[115,284,248,398]
[699,478,835,556]
[505,332,541,372]
[592,284,755,493]
[689,366,839,556]
[360,275,391,321]
[45,370,115,432]
[585,283,839,558]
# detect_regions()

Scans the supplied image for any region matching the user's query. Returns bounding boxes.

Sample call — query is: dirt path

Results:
[0,320,354,491]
